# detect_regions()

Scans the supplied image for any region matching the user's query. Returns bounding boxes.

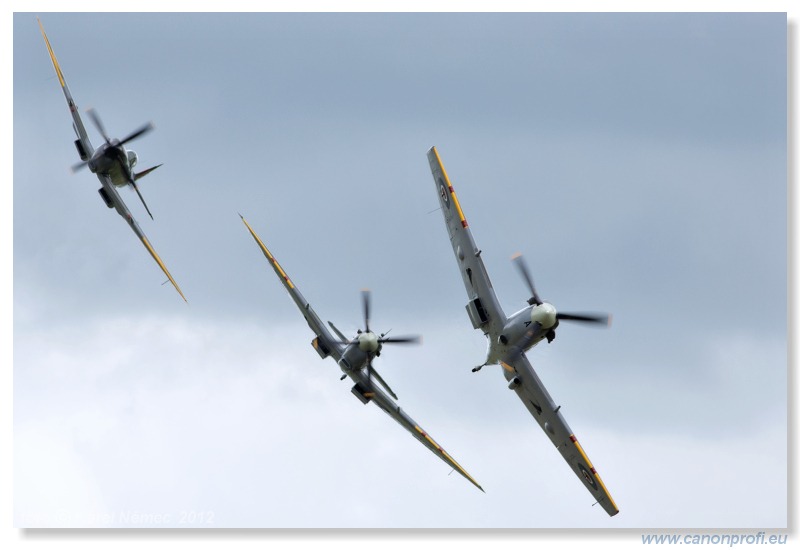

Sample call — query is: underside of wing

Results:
[98,176,186,302]
[137,232,187,303]
[240,215,339,357]
[37,18,94,158]
[502,352,618,516]
[427,146,506,336]
[362,383,484,492]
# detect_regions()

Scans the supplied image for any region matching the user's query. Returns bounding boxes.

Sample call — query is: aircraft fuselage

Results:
[88,141,137,187]
[337,335,383,375]
[484,302,558,366]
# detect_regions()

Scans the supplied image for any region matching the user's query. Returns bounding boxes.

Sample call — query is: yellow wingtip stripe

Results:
[141,236,187,302]
[431,147,468,227]
[37,18,66,88]
[240,216,295,289]
[571,435,618,512]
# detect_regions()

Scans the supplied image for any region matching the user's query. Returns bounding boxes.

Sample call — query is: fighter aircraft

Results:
[426,146,618,516]
[37,18,186,302]
[240,215,483,492]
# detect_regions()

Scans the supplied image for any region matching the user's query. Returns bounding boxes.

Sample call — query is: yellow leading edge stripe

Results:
[240,216,295,289]
[141,236,187,302]
[571,435,618,512]
[431,147,468,228]
[37,18,66,88]
[414,425,483,491]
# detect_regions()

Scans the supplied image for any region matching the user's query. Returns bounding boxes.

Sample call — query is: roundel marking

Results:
[438,177,451,209]
[577,462,598,491]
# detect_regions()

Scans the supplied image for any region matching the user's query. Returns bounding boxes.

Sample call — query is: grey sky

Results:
[12,12,787,530]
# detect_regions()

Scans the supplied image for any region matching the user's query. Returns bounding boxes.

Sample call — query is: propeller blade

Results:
[361,289,371,333]
[379,335,422,345]
[130,180,154,220]
[512,253,542,305]
[86,108,110,143]
[71,160,90,173]
[557,312,612,326]
[118,122,154,147]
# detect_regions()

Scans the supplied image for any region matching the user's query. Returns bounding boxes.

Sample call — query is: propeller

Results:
[353,289,421,400]
[512,253,611,328]
[358,290,421,346]
[82,108,156,219]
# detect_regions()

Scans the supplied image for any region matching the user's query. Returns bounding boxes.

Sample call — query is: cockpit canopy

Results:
[126,150,138,168]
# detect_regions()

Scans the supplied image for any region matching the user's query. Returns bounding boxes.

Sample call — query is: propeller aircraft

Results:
[427,146,618,516]
[37,18,186,302]
[240,215,483,492]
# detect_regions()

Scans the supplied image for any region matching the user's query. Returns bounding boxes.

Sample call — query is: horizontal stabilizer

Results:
[327,321,350,344]
[134,163,163,181]
[368,365,398,401]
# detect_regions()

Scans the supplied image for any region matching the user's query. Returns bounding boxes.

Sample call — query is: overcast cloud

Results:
[12,12,787,529]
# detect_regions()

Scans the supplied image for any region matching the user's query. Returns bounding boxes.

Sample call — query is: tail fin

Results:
[134,163,163,181]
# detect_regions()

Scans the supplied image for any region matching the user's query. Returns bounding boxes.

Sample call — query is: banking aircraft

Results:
[38,18,186,301]
[427,146,617,516]
[241,215,483,492]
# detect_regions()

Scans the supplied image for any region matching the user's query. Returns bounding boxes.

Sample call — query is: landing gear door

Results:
[465,297,490,329]
[311,336,330,359]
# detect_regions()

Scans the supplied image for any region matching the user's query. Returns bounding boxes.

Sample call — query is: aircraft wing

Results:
[351,368,484,492]
[38,18,94,159]
[502,350,618,516]
[240,216,342,359]
[100,174,187,302]
[427,146,507,336]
